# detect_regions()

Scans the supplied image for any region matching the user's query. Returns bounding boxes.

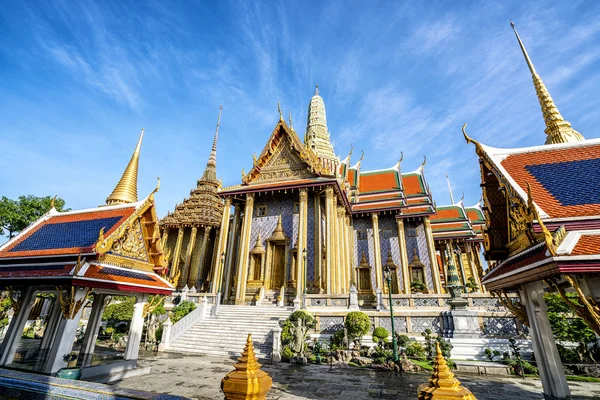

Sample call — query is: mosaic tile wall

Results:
[378,215,403,289]
[482,317,518,336]
[404,220,434,290]
[378,316,407,333]
[250,194,295,278]
[411,316,441,334]
[353,216,376,289]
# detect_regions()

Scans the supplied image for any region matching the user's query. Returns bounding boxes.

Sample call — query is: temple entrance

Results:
[270,244,285,289]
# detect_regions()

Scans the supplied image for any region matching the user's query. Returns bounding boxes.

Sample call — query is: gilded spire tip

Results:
[106,129,144,205]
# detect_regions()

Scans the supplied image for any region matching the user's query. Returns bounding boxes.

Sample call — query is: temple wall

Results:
[404,219,434,291]
[352,215,376,290]
[250,193,295,279]
[306,192,315,282]
[378,215,403,289]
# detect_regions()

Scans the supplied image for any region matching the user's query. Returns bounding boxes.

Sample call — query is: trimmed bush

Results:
[405,341,427,360]
[372,327,389,344]
[345,311,370,340]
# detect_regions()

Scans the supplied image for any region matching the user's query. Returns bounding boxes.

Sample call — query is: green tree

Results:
[344,311,371,341]
[545,293,596,345]
[0,195,69,238]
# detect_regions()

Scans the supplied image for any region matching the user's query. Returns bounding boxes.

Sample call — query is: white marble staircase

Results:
[166,305,292,359]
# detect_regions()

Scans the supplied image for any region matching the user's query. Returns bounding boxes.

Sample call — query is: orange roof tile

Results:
[402,174,425,196]
[359,170,400,193]
[500,143,600,219]
[572,235,600,256]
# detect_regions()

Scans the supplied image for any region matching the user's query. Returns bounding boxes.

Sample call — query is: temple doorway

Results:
[270,244,285,289]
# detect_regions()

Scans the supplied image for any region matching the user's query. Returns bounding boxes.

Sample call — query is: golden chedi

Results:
[221,334,272,400]
[417,342,477,400]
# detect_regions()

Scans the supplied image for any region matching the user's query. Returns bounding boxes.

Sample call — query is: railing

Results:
[158,296,210,352]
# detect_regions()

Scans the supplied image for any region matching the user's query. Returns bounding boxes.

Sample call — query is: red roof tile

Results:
[500,143,600,219]
[402,174,425,196]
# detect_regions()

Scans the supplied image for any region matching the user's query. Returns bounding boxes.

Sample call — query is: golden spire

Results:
[200,105,222,183]
[106,128,144,205]
[417,342,477,400]
[510,21,584,145]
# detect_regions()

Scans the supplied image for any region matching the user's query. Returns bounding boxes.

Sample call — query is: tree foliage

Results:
[0,195,69,238]
[171,300,197,324]
[544,293,596,345]
[102,296,136,322]
[344,311,371,339]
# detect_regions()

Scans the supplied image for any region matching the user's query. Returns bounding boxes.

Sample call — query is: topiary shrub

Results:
[405,341,427,360]
[171,300,197,323]
[396,334,411,348]
[345,311,370,341]
[289,310,316,327]
[281,346,293,361]
[372,327,389,344]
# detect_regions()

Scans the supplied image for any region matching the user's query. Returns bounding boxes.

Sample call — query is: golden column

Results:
[160,229,169,251]
[189,226,211,288]
[396,219,411,294]
[223,205,241,300]
[183,227,198,286]
[466,242,484,291]
[324,187,334,294]
[296,188,308,296]
[171,228,185,284]
[212,198,232,294]
[371,213,383,291]
[424,216,443,294]
[346,215,355,287]
[313,196,321,292]
[234,194,254,305]
[337,207,348,293]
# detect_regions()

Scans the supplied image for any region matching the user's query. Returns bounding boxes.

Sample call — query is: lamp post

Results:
[302,248,307,309]
[383,264,399,363]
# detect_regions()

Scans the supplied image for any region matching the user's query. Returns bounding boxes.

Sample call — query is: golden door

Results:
[271,245,285,289]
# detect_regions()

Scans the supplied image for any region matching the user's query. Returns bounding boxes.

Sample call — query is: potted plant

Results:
[410,281,427,294]
[55,352,82,380]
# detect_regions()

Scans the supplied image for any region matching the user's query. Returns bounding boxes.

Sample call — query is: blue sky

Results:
[1,0,599,232]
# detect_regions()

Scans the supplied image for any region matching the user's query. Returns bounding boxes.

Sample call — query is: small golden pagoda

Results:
[221,334,272,400]
[418,342,477,400]
[160,107,224,289]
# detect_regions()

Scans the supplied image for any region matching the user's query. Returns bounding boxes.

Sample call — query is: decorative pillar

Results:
[182,227,198,286]
[190,227,210,288]
[44,288,88,374]
[345,215,355,287]
[235,194,254,304]
[396,219,411,294]
[313,195,321,292]
[337,207,347,293]
[465,242,483,290]
[160,229,170,250]
[324,187,334,294]
[212,198,232,294]
[296,189,308,296]
[423,217,442,294]
[0,287,38,366]
[224,205,241,299]
[78,293,108,367]
[371,213,383,291]
[124,294,148,361]
[171,228,185,283]
[40,298,61,351]
[519,281,570,399]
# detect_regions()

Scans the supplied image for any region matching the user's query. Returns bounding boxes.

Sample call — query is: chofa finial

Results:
[278,101,283,121]
[289,110,293,130]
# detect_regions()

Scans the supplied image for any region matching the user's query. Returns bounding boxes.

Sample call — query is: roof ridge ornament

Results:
[106,128,144,205]
[446,174,455,204]
[510,21,584,145]
[278,101,283,122]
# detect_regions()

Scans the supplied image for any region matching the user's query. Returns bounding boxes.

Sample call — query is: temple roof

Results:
[429,201,477,240]
[476,138,600,220]
[0,203,137,258]
[0,195,173,295]
[465,203,485,240]
[304,85,338,167]
[161,107,224,229]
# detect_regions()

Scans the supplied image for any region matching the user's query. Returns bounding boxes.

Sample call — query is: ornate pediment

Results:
[243,121,333,185]
[95,190,167,272]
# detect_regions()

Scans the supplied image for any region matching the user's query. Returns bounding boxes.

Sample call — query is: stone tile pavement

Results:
[111,353,600,400]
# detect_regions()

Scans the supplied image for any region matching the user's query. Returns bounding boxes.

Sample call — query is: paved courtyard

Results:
[112,353,600,400]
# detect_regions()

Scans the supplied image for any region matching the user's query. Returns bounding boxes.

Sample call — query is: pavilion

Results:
[0,129,174,379]
[465,23,600,400]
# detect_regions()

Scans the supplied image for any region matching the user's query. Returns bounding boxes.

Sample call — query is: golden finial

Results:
[399,151,404,163]
[289,110,294,130]
[510,21,584,145]
[50,195,57,210]
[421,155,427,167]
[417,342,477,400]
[253,153,258,165]
[278,101,283,122]
[460,192,464,202]
[241,169,245,179]
[106,128,144,205]
[221,333,272,400]
[98,227,105,243]
[358,150,364,162]
[348,145,353,157]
